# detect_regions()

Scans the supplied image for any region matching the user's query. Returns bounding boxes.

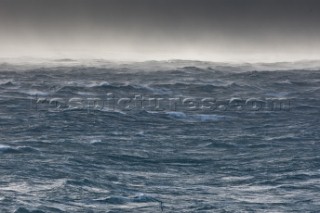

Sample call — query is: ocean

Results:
[0,60,319,212]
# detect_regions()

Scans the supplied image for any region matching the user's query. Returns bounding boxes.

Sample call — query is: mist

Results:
[1,0,320,62]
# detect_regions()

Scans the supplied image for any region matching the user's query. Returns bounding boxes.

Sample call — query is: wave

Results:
[0,145,39,154]
[87,81,110,87]
[57,82,149,93]
[94,193,164,210]
[157,111,228,122]
[14,207,45,213]
[20,90,50,96]
[150,82,255,91]
[0,79,15,86]
[2,59,320,74]
[57,81,254,95]
[265,134,298,141]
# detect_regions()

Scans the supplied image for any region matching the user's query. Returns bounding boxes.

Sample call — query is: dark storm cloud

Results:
[1,0,320,61]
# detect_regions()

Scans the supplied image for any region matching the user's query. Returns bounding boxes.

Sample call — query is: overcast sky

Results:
[0,0,320,62]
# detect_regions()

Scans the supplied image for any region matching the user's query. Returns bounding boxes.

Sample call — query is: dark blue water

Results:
[0,61,320,212]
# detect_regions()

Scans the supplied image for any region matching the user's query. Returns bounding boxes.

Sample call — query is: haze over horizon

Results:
[1,0,320,63]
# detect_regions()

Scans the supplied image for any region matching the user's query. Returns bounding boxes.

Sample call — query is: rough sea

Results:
[0,60,319,212]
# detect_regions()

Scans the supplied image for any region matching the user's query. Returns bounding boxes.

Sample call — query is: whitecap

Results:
[165,112,227,122]
[87,81,110,87]
[0,144,39,154]
[0,79,14,86]
[192,114,226,122]
[0,145,12,152]
[165,111,187,119]
[21,90,49,96]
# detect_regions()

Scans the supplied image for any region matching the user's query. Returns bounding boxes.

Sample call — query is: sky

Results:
[0,0,320,62]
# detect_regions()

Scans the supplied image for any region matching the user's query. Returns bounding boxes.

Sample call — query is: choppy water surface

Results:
[0,62,320,212]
